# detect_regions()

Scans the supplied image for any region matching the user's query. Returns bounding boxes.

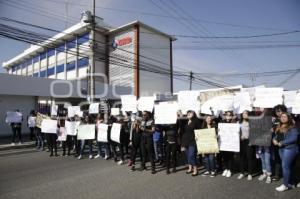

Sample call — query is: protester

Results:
[10,109,23,145]
[163,124,178,174]
[95,114,109,160]
[273,112,299,191]
[237,110,255,181]
[27,110,36,141]
[129,119,142,171]
[181,110,201,177]
[78,115,94,160]
[201,115,217,177]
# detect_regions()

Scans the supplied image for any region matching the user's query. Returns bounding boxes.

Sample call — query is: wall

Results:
[0,95,36,137]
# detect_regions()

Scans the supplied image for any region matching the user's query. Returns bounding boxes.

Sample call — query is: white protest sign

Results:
[68,106,81,118]
[241,85,265,105]
[41,119,57,134]
[77,124,95,140]
[201,95,234,115]
[110,123,121,143]
[27,116,36,128]
[97,123,108,142]
[253,87,283,108]
[89,103,99,114]
[121,95,137,113]
[178,90,200,114]
[154,102,178,124]
[218,123,240,152]
[283,91,297,108]
[65,121,80,136]
[5,111,22,123]
[234,92,252,114]
[292,92,300,114]
[57,127,67,141]
[137,96,155,112]
[51,105,58,116]
[111,108,120,116]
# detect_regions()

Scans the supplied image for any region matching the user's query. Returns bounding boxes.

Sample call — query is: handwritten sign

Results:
[234,92,252,114]
[137,96,155,112]
[154,102,178,124]
[253,87,283,108]
[77,124,95,140]
[178,90,200,114]
[97,123,108,142]
[194,128,219,154]
[68,106,81,118]
[65,121,80,136]
[41,119,57,134]
[89,103,99,114]
[110,123,121,143]
[121,95,137,113]
[218,123,240,152]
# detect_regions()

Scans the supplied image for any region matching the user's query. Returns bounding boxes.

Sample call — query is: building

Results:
[2,14,175,98]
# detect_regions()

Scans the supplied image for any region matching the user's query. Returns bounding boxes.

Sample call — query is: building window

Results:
[66,61,76,71]
[47,67,55,76]
[77,33,90,45]
[78,57,89,68]
[40,70,47,77]
[56,64,65,73]
[67,39,76,49]
[33,72,39,77]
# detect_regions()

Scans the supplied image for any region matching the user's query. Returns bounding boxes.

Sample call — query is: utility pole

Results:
[89,0,96,103]
[189,71,193,90]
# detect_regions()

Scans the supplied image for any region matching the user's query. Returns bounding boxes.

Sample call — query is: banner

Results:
[5,111,22,123]
[218,123,240,152]
[178,90,200,114]
[110,123,121,143]
[111,108,120,116]
[77,124,95,140]
[283,91,297,108]
[154,102,178,124]
[27,116,36,128]
[137,96,155,112]
[292,92,300,114]
[97,123,108,142]
[121,95,137,113]
[41,119,57,134]
[68,106,81,118]
[201,94,234,115]
[249,115,273,146]
[65,121,80,136]
[253,87,283,108]
[57,127,67,141]
[194,128,219,154]
[233,92,252,114]
[241,85,265,105]
[89,103,99,114]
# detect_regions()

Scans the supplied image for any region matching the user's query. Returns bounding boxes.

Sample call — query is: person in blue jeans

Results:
[256,146,272,183]
[153,126,162,164]
[273,112,299,192]
[181,110,201,177]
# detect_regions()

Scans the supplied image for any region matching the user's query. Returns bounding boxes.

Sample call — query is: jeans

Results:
[258,147,272,174]
[97,142,109,157]
[35,128,43,149]
[11,126,22,143]
[80,140,93,156]
[204,154,215,172]
[185,145,197,166]
[153,139,162,161]
[279,148,298,186]
[165,142,177,170]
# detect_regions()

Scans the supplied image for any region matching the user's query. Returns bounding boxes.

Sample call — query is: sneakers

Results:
[276,184,288,192]
[210,172,216,178]
[11,142,16,146]
[247,175,253,181]
[202,171,210,176]
[297,183,300,188]
[258,173,267,181]
[89,155,93,159]
[18,142,22,145]
[222,169,228,177]
[117,160,124,165]
[94,154,100,159]
[77,155,82,160]
[266,176,272,184]
[237,174,244,180]
[104,155,109,160]
[226,170,232,178]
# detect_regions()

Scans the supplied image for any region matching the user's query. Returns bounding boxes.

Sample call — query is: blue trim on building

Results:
[33,56,39,63]
[56,64,65,73]
[33,72,39,77]
[47,49,55,57]
[66,61,76,71]
[77,33,89,45]
[67,39,76,49]
[40,70,47,77]
[56,44,65,53]
[40,52,46,60]
[78,57,89,68]
[47,67,55,76]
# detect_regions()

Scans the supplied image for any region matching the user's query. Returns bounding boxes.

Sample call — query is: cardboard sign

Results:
[195,128,219,154]
[249,115,273,147]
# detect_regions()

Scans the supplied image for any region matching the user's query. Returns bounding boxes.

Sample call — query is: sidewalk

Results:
[0,134,35,151]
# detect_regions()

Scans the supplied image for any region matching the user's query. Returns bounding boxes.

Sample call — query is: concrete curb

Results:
[0,142,35,151]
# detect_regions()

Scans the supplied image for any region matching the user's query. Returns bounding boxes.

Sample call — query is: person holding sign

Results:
[201,115,217,178]
[7,110,23,145]
[181,110,201,177]
[78,115,94,160]
[139,111,156,174]
[273,112,299,192]
[237,111,255,181]
[95,114,110,160]
[27,110,36,141]
[129,119,142,171]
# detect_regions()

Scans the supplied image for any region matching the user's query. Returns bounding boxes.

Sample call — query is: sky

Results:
[0,0,300,92]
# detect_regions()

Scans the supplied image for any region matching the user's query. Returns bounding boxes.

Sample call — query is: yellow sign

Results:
[194,128,219,154]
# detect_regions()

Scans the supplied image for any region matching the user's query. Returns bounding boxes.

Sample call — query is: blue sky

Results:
[0,0,300,91]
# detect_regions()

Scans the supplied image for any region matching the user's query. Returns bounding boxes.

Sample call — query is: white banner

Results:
[77,124,95,140]
[97,123,108,142]
[57,127,67,141]
[27,116,36,128]
[253,87,283,108]
[111,108,120,116]
[110,123,121,143]
[234,92,252,114]
[154,102,178,124]
[5,111,22,123]
[283,91,297,108]
[121,95,137,113]
[201,94,234,115]
[65,121,80,136]
[292,92,300,114]
[137,96,155,112]
[178,90,200,114]
[68,106,81,118]
[89,103,99,114]
[218,123,240,152]
[41,119,57,134]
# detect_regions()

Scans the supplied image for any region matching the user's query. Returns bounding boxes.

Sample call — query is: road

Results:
[0,148,299,199]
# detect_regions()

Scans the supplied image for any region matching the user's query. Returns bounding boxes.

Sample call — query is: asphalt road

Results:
[0,149,299,199]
